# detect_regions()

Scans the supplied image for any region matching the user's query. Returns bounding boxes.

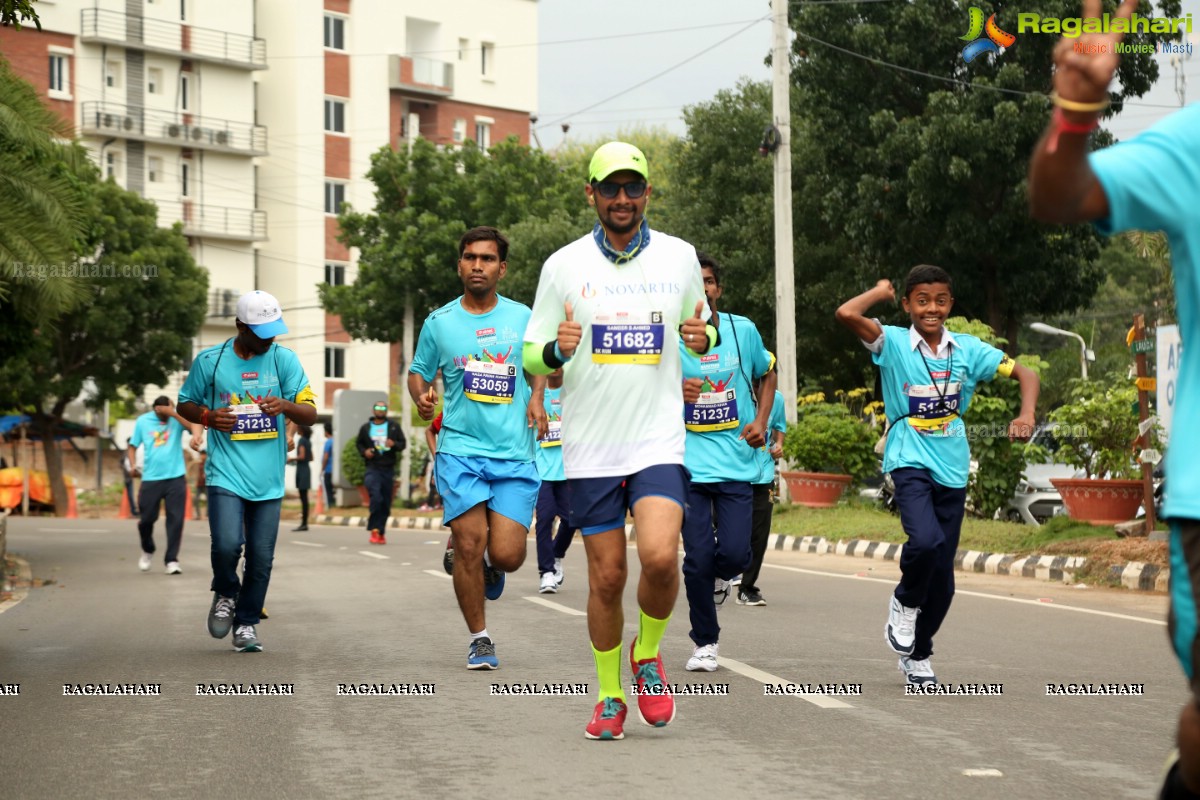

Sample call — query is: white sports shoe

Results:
[138,553,152,572]
[686,643,719,672]
[539,572,558,594]
[898,656,936,685]
[553,557,564,587]
[885,595,919,655]
[165,561,182,575]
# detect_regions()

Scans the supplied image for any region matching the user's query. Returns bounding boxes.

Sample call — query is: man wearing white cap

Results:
[178,290,318,652]
[524,142,714,740]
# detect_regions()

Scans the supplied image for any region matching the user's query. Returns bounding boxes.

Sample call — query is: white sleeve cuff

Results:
[862,320,884,354]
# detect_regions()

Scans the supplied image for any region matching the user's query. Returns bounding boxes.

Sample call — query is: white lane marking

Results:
[522,596,587,616]
[718,657,854,709]
[38,528,107,533]
[339,546,348,551]
[292,541,325,548]
[764,563,1167,626]
[401,562,412,566]
[423,570,452,580]
[962,769,1004,777]
[358,551,389,560]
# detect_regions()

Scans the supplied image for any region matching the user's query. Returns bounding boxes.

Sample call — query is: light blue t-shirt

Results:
[411,295,535,463]
[874,325,1005,488]
[535,387,565,482]
[753,390,788,485]
[179,340,316,502]
[680,312,776,483]
[1090,102,1200,519]
[130,412,186,481]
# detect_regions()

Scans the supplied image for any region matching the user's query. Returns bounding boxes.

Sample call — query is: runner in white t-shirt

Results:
[524,142,714,741]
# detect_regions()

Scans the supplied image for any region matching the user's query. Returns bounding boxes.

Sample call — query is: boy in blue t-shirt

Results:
[408,226,547,670]
[836,265,1037,686]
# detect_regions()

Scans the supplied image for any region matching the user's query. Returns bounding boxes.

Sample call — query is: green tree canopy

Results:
[0,179,207,513]
[320,136,583,343]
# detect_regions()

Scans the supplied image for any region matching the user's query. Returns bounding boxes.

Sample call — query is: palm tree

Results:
[1123,230,1175,324]
[0,56,91,320]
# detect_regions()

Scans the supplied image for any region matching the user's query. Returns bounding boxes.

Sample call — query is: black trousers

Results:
[741,483,774,592]
[138,475,186,564]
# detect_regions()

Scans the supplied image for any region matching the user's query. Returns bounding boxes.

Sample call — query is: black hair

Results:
[298,426,313,439]
[905,264,953,297]
[323,422,333,433]
[153,395,171,406]
[696,251,722,287]
[459,226,509,262]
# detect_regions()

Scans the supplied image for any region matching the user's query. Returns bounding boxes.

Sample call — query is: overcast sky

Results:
[535,0,1196,151]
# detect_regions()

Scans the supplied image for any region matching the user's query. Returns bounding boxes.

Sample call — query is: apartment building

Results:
[0,0,537,413]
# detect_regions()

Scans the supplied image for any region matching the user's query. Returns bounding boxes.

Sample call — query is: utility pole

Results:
[772,0,798,424]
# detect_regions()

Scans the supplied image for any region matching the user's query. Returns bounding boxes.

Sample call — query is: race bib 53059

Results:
[463,360,517,404]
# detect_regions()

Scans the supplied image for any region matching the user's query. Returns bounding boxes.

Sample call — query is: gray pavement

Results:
[0,517,1182,799]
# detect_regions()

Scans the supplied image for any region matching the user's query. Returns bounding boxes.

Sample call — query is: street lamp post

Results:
[1029,322,1092,380]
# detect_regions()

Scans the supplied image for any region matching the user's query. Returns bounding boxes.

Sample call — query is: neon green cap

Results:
[588,141,648,183]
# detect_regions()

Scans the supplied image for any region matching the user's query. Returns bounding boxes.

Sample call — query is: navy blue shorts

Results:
[568,464,689,535]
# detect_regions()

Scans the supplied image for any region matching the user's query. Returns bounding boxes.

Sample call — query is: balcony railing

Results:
[156,200,267,242]
[81,9,267,70]
[82,102,267,156]
[389,55,454,96]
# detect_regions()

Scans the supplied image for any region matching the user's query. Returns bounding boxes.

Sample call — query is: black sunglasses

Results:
[593,179,647,200]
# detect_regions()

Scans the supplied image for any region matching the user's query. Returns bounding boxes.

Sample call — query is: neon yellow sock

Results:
[591,642,625,702]
[633,609,671,662]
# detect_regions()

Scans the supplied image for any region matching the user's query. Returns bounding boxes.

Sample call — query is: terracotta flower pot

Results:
[1049,478,1145,525]
[782,471,853,508]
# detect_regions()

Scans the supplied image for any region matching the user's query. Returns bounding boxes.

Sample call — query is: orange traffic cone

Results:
[119,486,132,519]
[315,485,325,516]
[184,485,193,520]
[66,485,78,518]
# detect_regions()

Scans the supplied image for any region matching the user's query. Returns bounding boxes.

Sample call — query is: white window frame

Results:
[452,117,466,144]
[105,150,123,182]
[48,47,71,100]
[179,73,191,111]
[474,116,494,150]
[325,346,346,379]
[457,38,469,61]
[106,60,122,89]
[324,97,347,134]
[481,41,495,79]
[147,67,163,95]
[180,159,192,198]
[147,155,162,183]
[324,14,346,51]
[325,262,347,286]
[324,181,346,215]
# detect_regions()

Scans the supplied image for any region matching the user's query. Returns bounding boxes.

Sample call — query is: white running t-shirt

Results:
[524,230,709,478]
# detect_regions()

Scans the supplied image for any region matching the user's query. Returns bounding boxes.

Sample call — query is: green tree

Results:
[788,0,1178,345]
[0,180,207,514]
[0,57,91,318]
[0,0,41,28]
[321,136,581,342]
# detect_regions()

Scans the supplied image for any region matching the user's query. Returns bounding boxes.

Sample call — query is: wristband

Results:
[200,409,209,429]
[1049,91,1110,113]
[1045,107,1099,154]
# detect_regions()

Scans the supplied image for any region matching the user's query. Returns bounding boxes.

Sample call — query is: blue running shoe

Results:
[467,636,499,670]
[484,563,505,601]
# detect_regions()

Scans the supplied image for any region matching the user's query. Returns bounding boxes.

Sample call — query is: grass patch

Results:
[769,498,1119,556]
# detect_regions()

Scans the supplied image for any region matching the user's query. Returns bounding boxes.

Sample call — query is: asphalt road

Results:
[0,517,1182,799]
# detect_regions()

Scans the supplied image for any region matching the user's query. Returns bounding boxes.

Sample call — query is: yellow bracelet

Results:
[1049,92,1110,113]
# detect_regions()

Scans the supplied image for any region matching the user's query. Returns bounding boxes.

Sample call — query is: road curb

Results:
[313,515,1168,592]
[778,533,1168,592]
[0,554,33,614]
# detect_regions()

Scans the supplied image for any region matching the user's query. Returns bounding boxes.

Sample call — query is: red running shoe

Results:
[369,529,386,545]
[628,640,676,727]
[584,697,627,740]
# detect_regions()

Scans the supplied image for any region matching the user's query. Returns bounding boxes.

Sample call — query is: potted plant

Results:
[781,390,881,507]
[1047,382,1155,525]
